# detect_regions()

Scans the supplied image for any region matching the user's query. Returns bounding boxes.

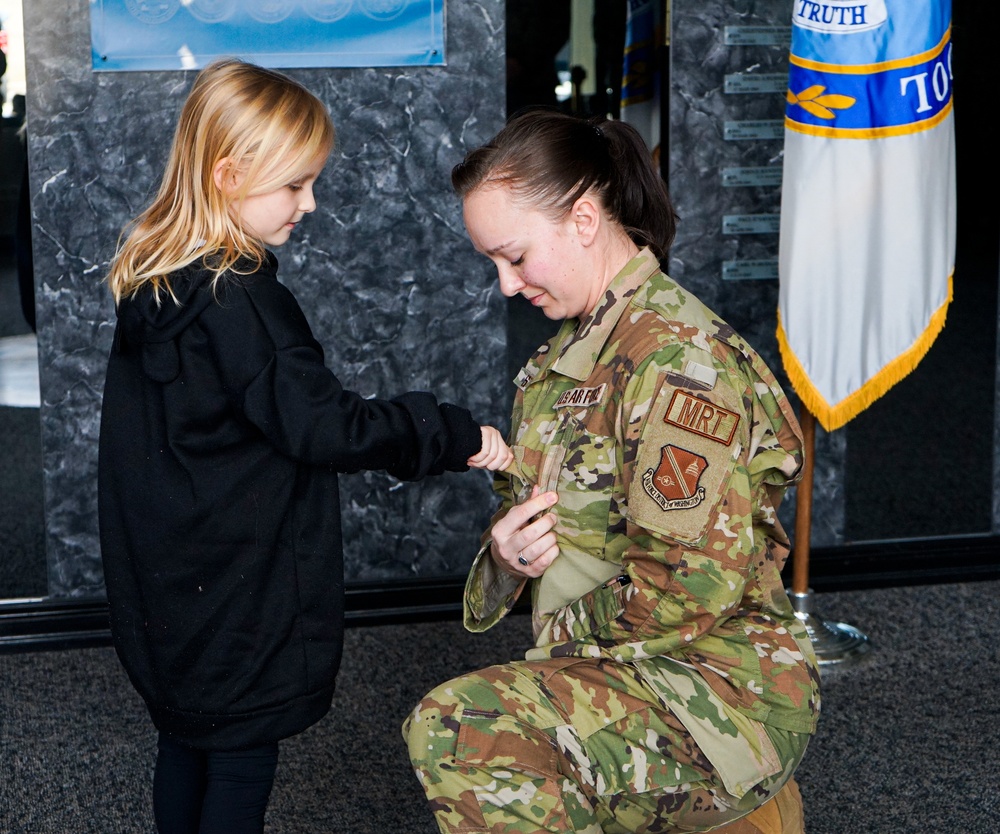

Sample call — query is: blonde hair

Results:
[107,59,335,305]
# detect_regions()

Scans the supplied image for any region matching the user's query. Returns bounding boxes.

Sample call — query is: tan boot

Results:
[710,778,805,834]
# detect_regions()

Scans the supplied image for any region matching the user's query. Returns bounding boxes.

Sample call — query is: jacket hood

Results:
[114,254,277,383]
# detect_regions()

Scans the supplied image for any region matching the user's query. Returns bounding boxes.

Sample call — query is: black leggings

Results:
[153,733,279,834]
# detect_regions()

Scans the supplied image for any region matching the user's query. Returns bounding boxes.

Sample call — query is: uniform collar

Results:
[547,247,661,381]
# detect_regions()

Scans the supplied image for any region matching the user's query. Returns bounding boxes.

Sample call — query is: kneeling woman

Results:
[404,110,820,834]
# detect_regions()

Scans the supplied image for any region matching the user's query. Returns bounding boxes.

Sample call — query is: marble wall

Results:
[25,0,853,601]
[25,0,508,597]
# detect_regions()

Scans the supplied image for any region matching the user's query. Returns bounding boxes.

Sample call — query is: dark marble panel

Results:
[25,0,507,596]
[669,0,845,547]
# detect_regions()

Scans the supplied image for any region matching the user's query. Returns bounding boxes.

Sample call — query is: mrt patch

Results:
[664,390,739,445]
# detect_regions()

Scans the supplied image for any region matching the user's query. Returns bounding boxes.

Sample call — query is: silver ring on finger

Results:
[517,552,529,566]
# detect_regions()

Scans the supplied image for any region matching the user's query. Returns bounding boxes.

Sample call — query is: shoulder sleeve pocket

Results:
[624,371,744,546]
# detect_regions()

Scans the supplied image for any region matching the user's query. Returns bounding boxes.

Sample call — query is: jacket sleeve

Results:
[202,272,482,477]
[463,474,526,632]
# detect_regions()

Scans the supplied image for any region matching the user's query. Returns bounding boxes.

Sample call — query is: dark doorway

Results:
[843,5,998,542]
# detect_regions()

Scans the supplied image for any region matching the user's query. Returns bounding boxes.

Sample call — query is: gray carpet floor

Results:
[2,579,998,833]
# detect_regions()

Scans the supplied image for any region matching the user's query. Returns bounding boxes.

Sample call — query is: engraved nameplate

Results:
[722,260,779,281]
[723,26,792,47]
[722,214,782,235]
[724,73,788,94]
[724,120,785,141]
[722,167,783,187]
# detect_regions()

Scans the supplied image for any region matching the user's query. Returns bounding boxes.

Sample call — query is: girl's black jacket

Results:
[98,254,481,750]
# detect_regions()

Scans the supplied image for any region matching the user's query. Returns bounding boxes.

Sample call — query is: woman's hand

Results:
[490,486,559,579]
[468,426,515,471]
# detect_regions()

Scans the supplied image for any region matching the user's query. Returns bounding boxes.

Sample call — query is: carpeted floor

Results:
[2,579,998,833]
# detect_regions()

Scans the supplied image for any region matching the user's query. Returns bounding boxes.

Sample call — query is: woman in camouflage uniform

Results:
[404,110,820,834]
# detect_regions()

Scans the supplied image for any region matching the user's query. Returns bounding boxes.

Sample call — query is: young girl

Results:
[97,59,510,834]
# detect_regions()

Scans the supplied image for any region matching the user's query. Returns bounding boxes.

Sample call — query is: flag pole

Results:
[788,404,872,666]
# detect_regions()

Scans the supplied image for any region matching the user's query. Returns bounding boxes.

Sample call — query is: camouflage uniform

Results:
[405,249,820,833]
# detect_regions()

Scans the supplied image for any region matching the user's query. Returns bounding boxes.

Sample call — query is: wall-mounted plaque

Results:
[724,73,788,94]
[722,213,782,235]
[723,119,785,141]
[723,26,791,47]
[722,259,779,281]
[90,0,445,71]
[722,166,783,187]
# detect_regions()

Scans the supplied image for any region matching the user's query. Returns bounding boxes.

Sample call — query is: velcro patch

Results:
[664,359,718,391]
[514,368,533,391]
[555,383,607,409]
[664,390,739,446]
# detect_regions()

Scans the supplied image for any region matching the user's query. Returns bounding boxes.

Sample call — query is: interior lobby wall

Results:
[24,0,508,597]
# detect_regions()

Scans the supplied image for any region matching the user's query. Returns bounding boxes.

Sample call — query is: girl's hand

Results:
[468,426,515,471]
[490,486,559,579]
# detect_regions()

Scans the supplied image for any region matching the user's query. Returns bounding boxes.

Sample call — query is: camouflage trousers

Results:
[403,656,808,834]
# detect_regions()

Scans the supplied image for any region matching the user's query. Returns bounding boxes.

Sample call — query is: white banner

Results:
[777,0,955,431]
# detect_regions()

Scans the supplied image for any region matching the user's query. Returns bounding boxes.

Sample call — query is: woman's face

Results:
[463,185,605,321]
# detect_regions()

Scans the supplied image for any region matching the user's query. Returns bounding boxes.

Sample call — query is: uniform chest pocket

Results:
[546,410,619,561]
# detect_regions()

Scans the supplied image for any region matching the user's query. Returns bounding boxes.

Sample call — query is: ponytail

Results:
[598,118,677,259]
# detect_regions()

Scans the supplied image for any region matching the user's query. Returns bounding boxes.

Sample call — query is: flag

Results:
[777,0,955,432]
[621,0,665,150]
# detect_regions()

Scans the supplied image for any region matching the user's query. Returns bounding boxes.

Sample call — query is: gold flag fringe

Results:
[776,274,953,433]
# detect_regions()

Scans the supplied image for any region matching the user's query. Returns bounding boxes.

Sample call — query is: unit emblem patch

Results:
[642,444,708,511]
[664,390,739,445]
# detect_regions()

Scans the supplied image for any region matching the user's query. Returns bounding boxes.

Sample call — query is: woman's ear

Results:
[570,194,601,245]
[212,157,238,194]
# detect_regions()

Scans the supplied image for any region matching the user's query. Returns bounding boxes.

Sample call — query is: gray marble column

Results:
[24,0,507,597]
[668,0,845,547]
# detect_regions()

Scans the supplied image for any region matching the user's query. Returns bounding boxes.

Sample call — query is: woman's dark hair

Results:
[452,109,677,259]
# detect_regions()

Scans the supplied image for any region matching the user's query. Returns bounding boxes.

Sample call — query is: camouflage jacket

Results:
[465,249,820,734]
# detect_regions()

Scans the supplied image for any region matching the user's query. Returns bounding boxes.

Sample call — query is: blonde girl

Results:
[107,59,333,303]
[99,59,510,834]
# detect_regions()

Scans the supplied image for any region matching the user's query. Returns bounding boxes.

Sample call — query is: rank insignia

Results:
[642,444,708,511]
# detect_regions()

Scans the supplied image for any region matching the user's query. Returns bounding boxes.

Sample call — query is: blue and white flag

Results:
[621,0,664,150]
[777,0,955,431]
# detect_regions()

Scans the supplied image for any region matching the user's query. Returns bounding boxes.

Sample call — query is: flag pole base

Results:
[788,588,872,667]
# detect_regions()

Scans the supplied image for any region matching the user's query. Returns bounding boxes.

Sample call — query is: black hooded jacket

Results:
[98,253,481,749]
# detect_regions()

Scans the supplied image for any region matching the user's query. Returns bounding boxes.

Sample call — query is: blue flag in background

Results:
[621,0,664,150]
